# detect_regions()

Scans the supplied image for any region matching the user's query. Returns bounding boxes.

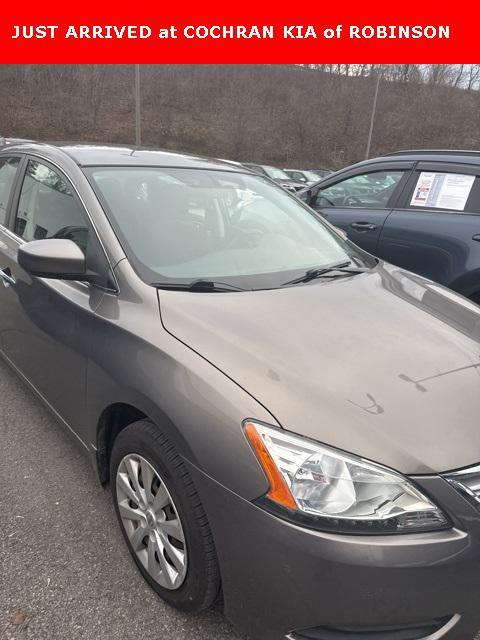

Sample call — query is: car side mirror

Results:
[335,227,348,240]
[18,239,87,280]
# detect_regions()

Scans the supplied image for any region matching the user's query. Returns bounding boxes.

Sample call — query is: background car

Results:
[300,149,480,303]
[283,169,322,185]
[243,162,304,192]
[310,168,333,178]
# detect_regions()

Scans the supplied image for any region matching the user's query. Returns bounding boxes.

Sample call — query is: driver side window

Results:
[313,170,405,211]
[15,160,89,252]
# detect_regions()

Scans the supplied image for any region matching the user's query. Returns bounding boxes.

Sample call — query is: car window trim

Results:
[310,160,414,194]
[416,161,480,175]
[7,153,119,294]
[386,207,480,217]
[5,153,28,230]
[0,152,27,230]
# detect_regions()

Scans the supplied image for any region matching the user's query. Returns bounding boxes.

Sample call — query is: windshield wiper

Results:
[152,279,247,292]
[282,261,369,286]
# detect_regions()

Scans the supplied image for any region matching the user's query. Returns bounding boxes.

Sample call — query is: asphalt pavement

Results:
[0,357,242,640]
[1,356,480,640]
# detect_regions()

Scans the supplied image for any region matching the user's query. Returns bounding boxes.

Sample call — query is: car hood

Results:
[158,264,480,474]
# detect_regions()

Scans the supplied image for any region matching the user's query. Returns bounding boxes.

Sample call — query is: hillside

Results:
[1,64,479,169]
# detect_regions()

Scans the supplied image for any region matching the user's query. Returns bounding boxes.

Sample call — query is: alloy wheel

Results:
[116,454,187,590]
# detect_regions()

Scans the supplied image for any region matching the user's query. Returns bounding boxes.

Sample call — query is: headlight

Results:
[245,421,449,534]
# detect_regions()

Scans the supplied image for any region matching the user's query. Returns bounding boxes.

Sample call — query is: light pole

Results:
[365,72,381,159]
[134,64,141,147]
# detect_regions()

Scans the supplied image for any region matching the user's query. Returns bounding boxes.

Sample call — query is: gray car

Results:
[1,142,480,640]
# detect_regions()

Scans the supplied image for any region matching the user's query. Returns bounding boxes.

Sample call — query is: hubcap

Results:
[116,454,187,590]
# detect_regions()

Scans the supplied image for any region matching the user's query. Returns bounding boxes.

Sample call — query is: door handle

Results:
[350,222,377,231]
[473,234,480,242]
[0,267,16,287]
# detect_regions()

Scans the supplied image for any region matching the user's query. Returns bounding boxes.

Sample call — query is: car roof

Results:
[0,136,36,148]
[308,149,480,187]
[0,142,247,172]
[369,149,480,167]
[385,149,480,160]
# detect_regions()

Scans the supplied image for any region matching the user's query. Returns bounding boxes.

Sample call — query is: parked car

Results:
[2,142,480,640]
[283,169,321,185]
[300,150,480,303]
[310,168,332,178]
[243,162,304,192]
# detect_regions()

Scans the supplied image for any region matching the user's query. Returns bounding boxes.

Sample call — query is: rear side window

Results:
[14,160,89,252]
[0,156,20,226]
[407,171,480,214]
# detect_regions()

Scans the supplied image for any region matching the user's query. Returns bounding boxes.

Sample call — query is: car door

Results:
[377,162,480,298]
[0,155,112,442]
[305,162,413,254]
[0,153,24,350]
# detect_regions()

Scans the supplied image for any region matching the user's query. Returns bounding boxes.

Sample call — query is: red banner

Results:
[1,0,478,62]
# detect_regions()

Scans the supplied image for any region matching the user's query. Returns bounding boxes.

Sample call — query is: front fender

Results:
[86,314,273,501]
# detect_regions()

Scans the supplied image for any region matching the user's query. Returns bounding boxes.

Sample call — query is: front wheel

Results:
[110,420,221,612]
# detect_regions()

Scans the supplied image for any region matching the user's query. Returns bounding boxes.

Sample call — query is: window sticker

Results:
[410,172,475,211]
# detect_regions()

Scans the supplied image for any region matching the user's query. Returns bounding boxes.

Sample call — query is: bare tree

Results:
[1,64,478,170]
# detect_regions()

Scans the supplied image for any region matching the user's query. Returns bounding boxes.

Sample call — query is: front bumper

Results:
[186,463,480,640]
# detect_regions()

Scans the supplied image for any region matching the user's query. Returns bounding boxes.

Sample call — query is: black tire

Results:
[110,420,221,612]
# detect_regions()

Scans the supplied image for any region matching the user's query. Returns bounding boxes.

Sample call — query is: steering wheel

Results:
[342,195,363,206]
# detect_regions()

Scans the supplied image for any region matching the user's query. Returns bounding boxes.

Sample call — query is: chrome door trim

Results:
[0,267,16,286]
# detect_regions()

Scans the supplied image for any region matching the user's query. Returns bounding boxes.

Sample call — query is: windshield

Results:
[262,166,292,180]
[87,167,368,289]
